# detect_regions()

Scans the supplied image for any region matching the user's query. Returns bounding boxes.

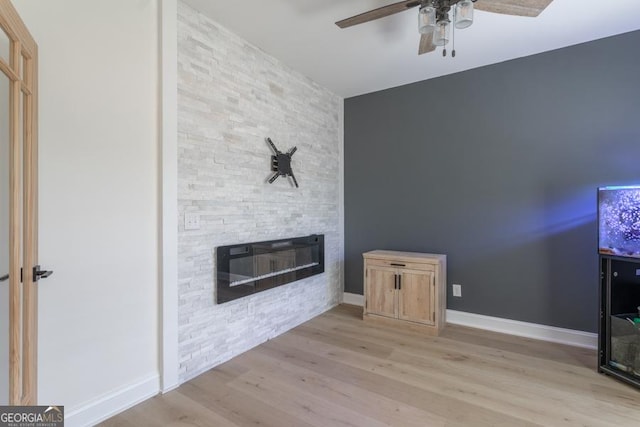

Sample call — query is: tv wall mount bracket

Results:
[266,137,298,188]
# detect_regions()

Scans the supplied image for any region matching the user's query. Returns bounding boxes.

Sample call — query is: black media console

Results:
[599,255,640,389]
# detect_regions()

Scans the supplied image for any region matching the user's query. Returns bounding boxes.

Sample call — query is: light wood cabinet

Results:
[363,250,446,335]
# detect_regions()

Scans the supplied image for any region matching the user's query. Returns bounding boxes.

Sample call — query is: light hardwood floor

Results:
[100,305,640,426]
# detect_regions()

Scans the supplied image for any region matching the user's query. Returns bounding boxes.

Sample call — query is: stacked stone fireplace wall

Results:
[177,2,343,381]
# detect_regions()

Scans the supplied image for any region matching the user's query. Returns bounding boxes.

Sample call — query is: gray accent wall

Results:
[344,31,640,332]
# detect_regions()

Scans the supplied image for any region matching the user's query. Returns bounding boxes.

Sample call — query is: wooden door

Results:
[398,269,435,325]
[365,266,396,318]
[0,24,9,406]
[0,0,38,406]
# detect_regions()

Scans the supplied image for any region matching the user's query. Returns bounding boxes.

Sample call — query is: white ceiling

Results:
[182,0,640,98]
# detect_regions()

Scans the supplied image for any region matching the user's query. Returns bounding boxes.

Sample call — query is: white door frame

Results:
[160,0,179,393]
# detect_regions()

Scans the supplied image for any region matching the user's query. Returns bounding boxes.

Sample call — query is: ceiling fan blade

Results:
[419,32,435,55]
[336,0,421,29]
[474,0,553,17]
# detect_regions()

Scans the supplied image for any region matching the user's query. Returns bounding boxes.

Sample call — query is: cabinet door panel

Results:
[398,270,435,325]
[366,267,396,318]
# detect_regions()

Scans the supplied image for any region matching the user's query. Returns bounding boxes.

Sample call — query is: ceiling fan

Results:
[335,0,553,55]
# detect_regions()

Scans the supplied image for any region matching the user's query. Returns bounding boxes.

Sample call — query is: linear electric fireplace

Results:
[216,234,324,304]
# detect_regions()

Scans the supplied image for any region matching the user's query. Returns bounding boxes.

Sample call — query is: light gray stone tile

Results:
[177,1,343,382]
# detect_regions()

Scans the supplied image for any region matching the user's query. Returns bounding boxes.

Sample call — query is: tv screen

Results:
[599,185,640,258]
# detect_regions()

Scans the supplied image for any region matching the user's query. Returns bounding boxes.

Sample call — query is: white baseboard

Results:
[65,373,160,427]
[342,292,364,306]
[446,310,597,349]
[341,292,597,349]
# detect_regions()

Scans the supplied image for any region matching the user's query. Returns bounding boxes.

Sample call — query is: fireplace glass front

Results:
[216,234,324,304]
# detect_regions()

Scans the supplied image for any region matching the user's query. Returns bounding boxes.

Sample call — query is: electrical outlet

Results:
[184,213,200,230]
[452,284,462,297]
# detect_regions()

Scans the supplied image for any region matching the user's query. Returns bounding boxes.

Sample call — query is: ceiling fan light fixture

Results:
[335,0,555,58]
[418,5,436,34]
[432,19,450,46]
[455,0,474,29]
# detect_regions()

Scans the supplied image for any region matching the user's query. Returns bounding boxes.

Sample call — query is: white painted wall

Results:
[0,57,9,406]
[12,0,160,421]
